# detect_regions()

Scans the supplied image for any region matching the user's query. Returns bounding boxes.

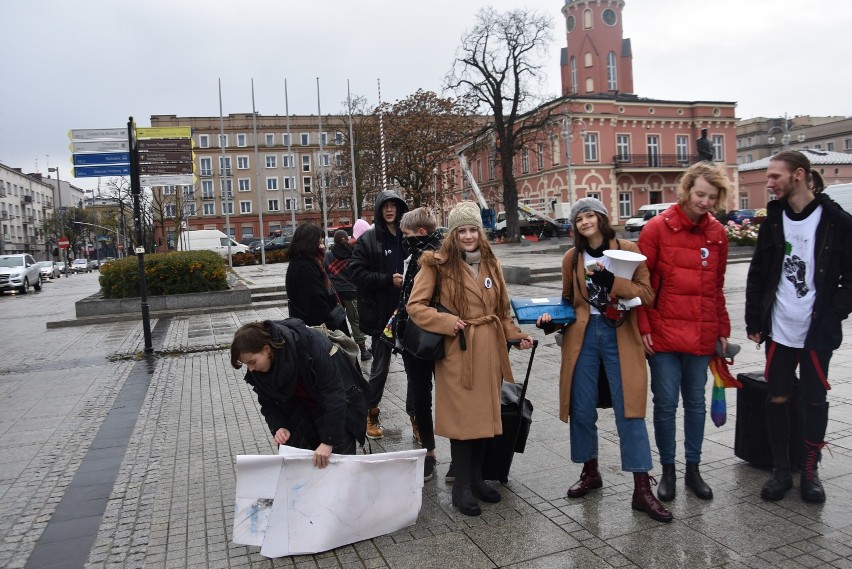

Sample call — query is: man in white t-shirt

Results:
[745,151,852,504]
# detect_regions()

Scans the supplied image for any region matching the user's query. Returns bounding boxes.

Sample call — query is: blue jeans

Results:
[570,316,653,472]
[648,352,711,465]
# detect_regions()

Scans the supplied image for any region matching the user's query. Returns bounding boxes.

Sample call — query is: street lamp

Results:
[767,113,806,151]
[47,166,69,278]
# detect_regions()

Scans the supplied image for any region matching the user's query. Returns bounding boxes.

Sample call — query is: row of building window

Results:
[197,153,340,176]
[162,195,352,218]
[197,132,345,149]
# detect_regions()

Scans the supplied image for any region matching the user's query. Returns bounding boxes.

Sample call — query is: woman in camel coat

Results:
[538,197,670,523]
[407,201,532,517]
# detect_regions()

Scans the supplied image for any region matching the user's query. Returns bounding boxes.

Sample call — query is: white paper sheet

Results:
[233,447,426,557]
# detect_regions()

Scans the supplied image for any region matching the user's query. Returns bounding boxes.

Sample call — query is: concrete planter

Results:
[75,285,252,317]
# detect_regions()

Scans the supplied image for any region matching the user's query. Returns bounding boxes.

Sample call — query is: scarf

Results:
[398,231,443,320]
[462,249,482,278]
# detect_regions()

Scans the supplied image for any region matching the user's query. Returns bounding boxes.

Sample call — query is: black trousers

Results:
[764,340,830,405]
[284,404,356,455]
[402,351,436,451]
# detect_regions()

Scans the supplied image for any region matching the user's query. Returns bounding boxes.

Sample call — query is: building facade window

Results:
[200,157,212,176]
[163,185,176,195]
[570,57,577,94]
[320,153,330,167]
[844,138,852,150]
[302,155,311,172]
[618,192,633,219]
[239,201,252,214]
[222,178,233,197]
[489,159,496,181]
[616,134,630,161]
[237,134,247,147]
[165,204,176,217]
[203,203,215,215]
[675,135,689,162]
[583,8,592,29]
[237,156,249,169]
[265,134,275,147]
[266,177,278,191]
[583,132,599,162]
[300,133,309,146]
[282,133,290,147]
[282,154,294,168]
[218,134,228,148]
[536,143,544,170]
[521,149,530,173]
[335,132,344,145]
[219,156,231,175]
[283,177,295,190]
[285,198,296,211]
[265,155,277,168]
[268,199,279,212]
[201,180,214,199]
[199,134,209,148]
[302,176,312,192]
[585,78,594,93]
[647,135,660,167]
[584,52,593,67]
[320,132,328,146]
[304,197,313,210]
[827,142,835,151]
[238,179,251,192]
[712,135,724,161]
[606,51,618,91]
[223,202,233,214]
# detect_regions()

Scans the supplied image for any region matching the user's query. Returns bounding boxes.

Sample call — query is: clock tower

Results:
[560,0,634,96]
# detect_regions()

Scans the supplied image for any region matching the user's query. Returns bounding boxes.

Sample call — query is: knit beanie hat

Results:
[447,201,483,233]
[333,230,349,245]
[569,197,608,225]
[353,219,370,239]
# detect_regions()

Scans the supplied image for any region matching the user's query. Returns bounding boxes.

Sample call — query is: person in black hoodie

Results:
[350,189,410,439]
[285,223,349,334]
[325,230,371,361]
[746,150,852,504]
[230,319,369,467]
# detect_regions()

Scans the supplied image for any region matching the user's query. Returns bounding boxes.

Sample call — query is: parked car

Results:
[71,258,95,273]
[624,203,675,233]
[0,254,42,293]
[99,257,116,268]
[239,236,256,247]
[36,260,62,280]
[730,209,757,225]
[250,233,292,253]
[550,218,574,238]
[824,183,852,213]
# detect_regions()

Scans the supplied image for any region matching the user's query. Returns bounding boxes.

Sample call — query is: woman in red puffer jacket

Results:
[637,161,731,504]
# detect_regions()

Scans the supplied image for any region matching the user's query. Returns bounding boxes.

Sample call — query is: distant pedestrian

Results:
[638,161,731,503]
[325,230,372,361]
[745,150,852,504]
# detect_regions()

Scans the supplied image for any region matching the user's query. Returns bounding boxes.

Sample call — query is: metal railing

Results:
[612,154,698,168]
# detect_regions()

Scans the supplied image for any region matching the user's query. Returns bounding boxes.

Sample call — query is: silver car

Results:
[0,254,42,293]
[36,260,62,280]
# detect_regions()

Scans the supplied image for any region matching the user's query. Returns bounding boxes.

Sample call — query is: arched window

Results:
[570,57,577,94]
[584,52,592,68]
[607,51,618,90]
[583,9,592,29]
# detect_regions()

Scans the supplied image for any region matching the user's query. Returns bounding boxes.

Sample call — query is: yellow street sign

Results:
[136,126,192,139]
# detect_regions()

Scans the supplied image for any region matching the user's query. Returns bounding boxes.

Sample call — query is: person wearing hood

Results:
[350,190,410,439]
[637,161,731,503]
[326,229,371,361]
[230,319,369,467]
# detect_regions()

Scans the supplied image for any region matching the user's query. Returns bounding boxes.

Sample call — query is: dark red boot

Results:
[632,472,673,523]
[567,459,603,498]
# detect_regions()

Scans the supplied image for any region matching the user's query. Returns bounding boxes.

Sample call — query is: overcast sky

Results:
[2,0,849,192]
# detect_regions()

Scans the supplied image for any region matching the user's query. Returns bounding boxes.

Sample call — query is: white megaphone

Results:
[603,250,647,309]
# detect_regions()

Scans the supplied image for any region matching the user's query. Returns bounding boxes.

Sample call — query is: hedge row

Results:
[98,251,229,299]
[231,250,289,266]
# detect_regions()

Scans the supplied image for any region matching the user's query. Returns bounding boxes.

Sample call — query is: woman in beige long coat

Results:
[407,201,533,517]
[537,198,671,523]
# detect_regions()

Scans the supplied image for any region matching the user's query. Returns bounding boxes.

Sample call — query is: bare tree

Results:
[445,7,555,242]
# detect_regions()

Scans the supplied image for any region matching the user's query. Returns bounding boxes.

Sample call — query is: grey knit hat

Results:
[447,201,484,233]
[569,197,608,225]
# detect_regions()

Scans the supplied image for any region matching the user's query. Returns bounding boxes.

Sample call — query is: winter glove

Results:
[589,267,614,291]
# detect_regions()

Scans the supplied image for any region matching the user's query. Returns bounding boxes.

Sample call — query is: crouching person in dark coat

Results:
[231,319,369,468]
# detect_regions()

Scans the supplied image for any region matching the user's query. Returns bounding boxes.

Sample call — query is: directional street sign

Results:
[72,152,131,166]
[138,150,193,163]
[68,128,128,141]
[138,138,193,151]
[139,174,196,186]
[139,162,193,175]
[70,140,130,153]
[73,164,131,178]
[136,126,191,139]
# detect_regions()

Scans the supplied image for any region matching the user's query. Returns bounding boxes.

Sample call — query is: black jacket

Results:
[285,256,337,327]
[745,194,852,351]
[349,190,409,335]
[324,242,356,298]
[243,319,368,446]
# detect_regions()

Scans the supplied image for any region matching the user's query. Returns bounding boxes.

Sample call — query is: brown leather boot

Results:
[632,472,673,523]
[567,459,603,498]
[366,407,383,439]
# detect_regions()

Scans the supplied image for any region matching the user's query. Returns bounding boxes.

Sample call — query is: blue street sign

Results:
[73,164,131,178]
[73,152,130,166]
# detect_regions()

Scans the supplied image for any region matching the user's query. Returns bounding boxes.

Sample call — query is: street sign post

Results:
[136,126,192,139]
[138,162,193,175]
[137,139,192,151]
[139,174,196,186]
[72,152,131,166]
[68,128,129,140]
[69,140,130,153]
[58,237,70,249]
[73,164,132,178]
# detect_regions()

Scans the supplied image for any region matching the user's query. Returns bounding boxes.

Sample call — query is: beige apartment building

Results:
[0,164,55,259]
[737,116,852,164]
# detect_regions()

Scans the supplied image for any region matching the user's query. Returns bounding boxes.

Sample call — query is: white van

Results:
[624,203,675,233]
[824,183,852,213]
[177,230,249,257]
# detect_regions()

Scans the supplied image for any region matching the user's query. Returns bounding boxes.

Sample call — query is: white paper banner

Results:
[233,447,426,557]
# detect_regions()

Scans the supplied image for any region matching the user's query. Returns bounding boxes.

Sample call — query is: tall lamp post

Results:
[767,112,806,151]
[47,166,68,277]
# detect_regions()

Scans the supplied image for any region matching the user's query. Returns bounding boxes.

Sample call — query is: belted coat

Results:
[407,251,527,440]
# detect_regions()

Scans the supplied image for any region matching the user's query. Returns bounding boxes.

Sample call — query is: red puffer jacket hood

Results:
[637,204,731,356]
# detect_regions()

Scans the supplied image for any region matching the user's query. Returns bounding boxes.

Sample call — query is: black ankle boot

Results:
[450,439,481,516]
[657,463,676,502]
[761,467,793,501]
[684,462,713,500]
